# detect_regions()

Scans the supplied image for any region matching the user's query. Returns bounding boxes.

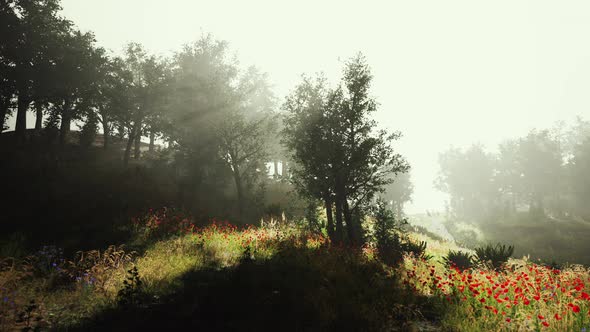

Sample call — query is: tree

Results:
[496,139,524,215]
[0,1,18,133]
[216,67,276,219]
[382,171,414,219]
[119,43,169,165]
[91,56,133,150]
[5,0,71,143]
[50,30,103,145]
[435,144,497,221]
[165,35,238,211]
[283,54,409,245]
[569,137,590,219]
[517,130,563,216]
[283,75,339,240]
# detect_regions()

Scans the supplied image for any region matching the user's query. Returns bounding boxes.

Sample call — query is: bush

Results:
[370,199,431,265]
[474,243,514,270]
[403,240,432,261]
[443,250,474,271]
[371,199,405,265]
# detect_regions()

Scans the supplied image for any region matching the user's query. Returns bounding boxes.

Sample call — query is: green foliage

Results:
[282,55,410,244]
[369,199,431,264]
[303,200,324,234]
[442,250,474,271]
[403,240,432,261]
[474,243,514,270]
[371,198,405,265]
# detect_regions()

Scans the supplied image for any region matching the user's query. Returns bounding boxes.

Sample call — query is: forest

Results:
[1,1,590,331]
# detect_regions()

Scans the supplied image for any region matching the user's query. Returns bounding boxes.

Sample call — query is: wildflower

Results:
[554,313,562,320]
[506,318,511,323]
[572,305,581,313]
[542,321,549,327]
[537,315,544,320]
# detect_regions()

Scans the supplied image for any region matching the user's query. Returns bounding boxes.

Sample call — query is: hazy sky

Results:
[20,0,590,213]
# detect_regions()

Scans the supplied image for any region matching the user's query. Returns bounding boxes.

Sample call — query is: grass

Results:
[1,209,589,331]
[0,211,431,331]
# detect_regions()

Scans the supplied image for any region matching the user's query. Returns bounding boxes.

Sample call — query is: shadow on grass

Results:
[69,244,437,332]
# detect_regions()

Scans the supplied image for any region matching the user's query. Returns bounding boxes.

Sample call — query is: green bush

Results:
[370,199,431,264]
[371,199,405,265]
[443,250,474,271]
[403,240,432,261]
[474,243,514,270]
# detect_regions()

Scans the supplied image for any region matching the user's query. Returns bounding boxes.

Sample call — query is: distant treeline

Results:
[435,118,590,221]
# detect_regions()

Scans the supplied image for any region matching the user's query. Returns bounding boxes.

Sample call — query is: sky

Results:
[12,0,590,213]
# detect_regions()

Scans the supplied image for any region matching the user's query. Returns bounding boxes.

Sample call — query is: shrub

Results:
[370,199,431,264]
[442,250,474,271]
[474,243,514,270]
[371,199,405,265]
[403,240,432,261]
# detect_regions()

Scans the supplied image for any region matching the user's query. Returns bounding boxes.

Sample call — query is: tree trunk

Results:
[149,131,155,152]
[232,162,244,219]
[324,196,335,242]
[123,124,137,167]
[134,126,141,159]
[273,161,279,178]
[34,103,43,135]
[59,100,72,146]
[334,197,344,244]
[15,94,30,143]
[343,199,358,246]
[281,160,288,178]
[101,111,110,150]
[118,125,125,142]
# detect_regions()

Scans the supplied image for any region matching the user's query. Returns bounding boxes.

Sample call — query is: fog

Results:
[52,0,590,213]
[4,2,590,330]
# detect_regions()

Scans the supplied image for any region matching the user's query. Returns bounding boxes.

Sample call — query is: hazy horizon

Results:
[7,0,590,213]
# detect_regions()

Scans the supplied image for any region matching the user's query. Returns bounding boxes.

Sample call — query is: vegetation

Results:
[473,243,515,271]
[1,0,590,330]
[442,250,474,272]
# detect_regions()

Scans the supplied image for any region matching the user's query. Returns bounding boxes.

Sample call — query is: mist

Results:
[1,1,590,331]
